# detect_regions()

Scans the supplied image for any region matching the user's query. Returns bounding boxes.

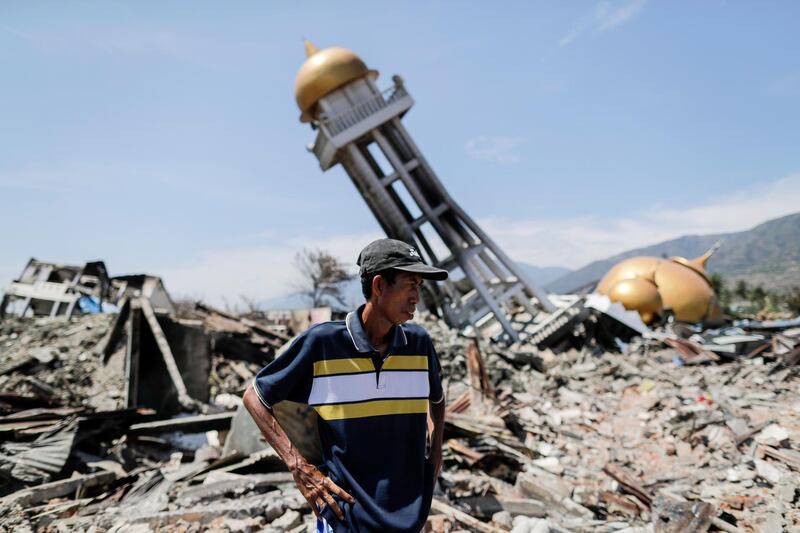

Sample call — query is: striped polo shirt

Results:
[252,306,444,533]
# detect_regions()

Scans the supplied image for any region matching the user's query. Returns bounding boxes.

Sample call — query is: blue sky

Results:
[1,1,799,305]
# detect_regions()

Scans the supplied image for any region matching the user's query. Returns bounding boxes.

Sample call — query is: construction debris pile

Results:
[1,305,799,532]
[422,313,800,533]
[0,314,123,413]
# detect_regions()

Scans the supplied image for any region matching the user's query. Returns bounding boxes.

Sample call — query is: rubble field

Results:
[1,309,799,533]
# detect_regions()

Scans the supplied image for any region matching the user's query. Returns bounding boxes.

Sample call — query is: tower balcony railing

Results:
[319,84,410,137]
[311,81,414,170]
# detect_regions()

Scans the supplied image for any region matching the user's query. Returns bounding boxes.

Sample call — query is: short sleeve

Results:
[252,332,314,408]
[427,339,444,403]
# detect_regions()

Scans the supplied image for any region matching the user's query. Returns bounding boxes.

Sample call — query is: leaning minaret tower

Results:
[295,41,555,341]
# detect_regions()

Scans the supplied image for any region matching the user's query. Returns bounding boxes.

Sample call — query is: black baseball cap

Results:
[357,238,449,281]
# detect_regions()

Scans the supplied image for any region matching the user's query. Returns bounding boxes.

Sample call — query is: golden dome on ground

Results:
[294,40,378,122]
[653,260,714,323]
[606,278,663,325]
[595,256,661,294]
[596,246,723,325]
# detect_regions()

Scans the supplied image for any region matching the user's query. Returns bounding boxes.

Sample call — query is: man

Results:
[242,238,448,532]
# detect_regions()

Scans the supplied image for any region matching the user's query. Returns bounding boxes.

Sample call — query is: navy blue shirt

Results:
[252,307,444,533]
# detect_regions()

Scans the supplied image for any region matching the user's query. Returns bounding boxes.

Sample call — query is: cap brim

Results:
[394,263,449,281]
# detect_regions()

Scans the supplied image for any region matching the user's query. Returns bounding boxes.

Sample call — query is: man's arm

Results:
[242,386,354,519]
[428,397,445,479]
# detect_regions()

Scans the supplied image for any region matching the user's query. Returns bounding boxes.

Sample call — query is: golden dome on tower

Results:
[294,40,378,122]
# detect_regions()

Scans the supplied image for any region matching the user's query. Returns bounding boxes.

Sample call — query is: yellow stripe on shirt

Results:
[382,355,428,371]
[313,358,374,376]
[314,398,428,420]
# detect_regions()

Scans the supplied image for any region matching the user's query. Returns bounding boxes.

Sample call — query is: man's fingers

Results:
[327,479,356,503]
[322,490,344,521]
[308,495,321,518]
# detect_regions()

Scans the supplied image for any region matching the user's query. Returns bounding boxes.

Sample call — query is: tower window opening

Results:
[366,143,394,177]
[390,181,423,221]
[418,222,450,263]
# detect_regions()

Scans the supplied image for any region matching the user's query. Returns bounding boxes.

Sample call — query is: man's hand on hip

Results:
[242,387,355,521]
[291,459,355,521]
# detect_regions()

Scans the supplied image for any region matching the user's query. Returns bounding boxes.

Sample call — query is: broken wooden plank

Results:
[29,497,94,521]
[430,497,503,533]
[0,406,85,422]
[1,470,117,507]
[602,463,652,506]
[0,419,60,438]
[127,412,235,436]
[663,338,719,364]
[467,339,495,402]
[445,390,471,415]
[446,438,484,465]
[760,445,800,471]
[0,393,60,414]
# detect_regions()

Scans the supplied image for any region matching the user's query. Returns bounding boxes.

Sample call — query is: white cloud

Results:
[595,0,648,31]
[559,20,591,47]
[560,0,648,47]
[159,231,381,306]
[479,173,800,269]
[465,136,526,164]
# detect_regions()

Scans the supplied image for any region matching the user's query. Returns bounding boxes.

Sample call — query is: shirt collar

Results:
[346,305,408,353]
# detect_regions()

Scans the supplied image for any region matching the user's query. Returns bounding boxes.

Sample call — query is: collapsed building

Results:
[0,258,174,318]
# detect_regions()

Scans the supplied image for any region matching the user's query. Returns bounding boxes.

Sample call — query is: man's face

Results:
[377,272,423,324]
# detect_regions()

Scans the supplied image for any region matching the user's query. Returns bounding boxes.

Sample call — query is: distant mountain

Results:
[546,212,800,293]
[516,262,572,287]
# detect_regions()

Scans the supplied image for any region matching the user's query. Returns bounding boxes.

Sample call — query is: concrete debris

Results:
[414,311,800,532]
[1,286,799,531]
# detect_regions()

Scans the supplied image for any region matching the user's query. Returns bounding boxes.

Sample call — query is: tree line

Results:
[709,273,800,315]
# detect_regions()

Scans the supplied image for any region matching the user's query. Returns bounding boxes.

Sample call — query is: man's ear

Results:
[371,274,384,298]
